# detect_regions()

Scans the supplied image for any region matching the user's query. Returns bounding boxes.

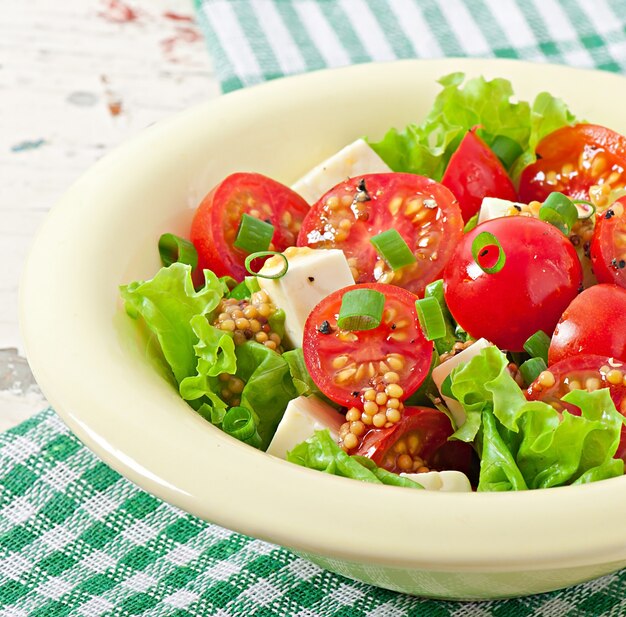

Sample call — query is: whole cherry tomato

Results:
[443,217,582,351]
[549,284,626,364]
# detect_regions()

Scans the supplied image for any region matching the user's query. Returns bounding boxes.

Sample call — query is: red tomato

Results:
[302,283,433,407]
[519,124,626,202]
[296,173,463,297]
[190,173,310,280]
[441,128,518,222]
[549,284,626,364]
[527,354,626,462]
[590,197,626,288]
[355,406,476,478]
[443,217,582,352]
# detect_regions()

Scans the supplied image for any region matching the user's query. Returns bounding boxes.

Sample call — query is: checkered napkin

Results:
[2,412,626,617]
[4,1,626,615]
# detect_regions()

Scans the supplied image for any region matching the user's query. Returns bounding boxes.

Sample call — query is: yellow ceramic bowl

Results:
[20,59,626,600]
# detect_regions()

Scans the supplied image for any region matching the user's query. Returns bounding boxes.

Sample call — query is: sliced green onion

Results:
[519,357,548,386]
[415,297,446,341]
[337,288,385,331]
[572,199,596,220]
[370,229,416,270]
[244,251,288,279]
[222,406,262,448]
[463,212,479,233]
[523,330,550,364]
[490,134,524,169]
[424,279,445,306]
[539,192,578,235]
[158,233,198,269]
[234,213,274,254]
[471,231,506,274]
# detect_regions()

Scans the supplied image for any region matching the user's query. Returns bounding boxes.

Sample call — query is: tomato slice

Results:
[549,284,626,365]
[441,128,517,222]
[303,283,433,407]
[519,124,626,202]
[355,406,476,478]
[443,216,582,352]
[527,355,626,462]
[296,173,463,297]
[590,197,626,288]
[190,173,310,280]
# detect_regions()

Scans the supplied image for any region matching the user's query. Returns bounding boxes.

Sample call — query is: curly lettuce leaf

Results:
[287,430,423,489]
[449,347,625,491]
[179,315,236,401]
[120,264,225,383]
[368,72,576,182]
[235,341,298,450]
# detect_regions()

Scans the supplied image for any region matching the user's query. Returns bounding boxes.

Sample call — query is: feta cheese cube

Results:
[291,138,392,205]
[258,247,354,348]
[267,395,344,460]
[478,197,526,224]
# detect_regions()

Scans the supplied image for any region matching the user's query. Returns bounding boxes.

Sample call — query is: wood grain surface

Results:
[0,0,219,430]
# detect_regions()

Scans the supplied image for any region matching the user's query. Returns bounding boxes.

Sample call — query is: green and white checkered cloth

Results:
[2,410,626,617]
[5,1,626,614]
[194,0,626,92]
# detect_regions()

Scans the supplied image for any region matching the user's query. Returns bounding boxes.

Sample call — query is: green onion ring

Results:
[244,251,289,279]
[337,288,386,331]
[158,233,198,269]
[471,231,506,274]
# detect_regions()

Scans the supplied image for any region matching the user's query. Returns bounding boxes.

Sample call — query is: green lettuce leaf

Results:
[179,315,237,401]
[287,430,424,488]
[120,264,225,383]
[235,341,298,450]
[367,72,576,182]
[510,91,578,180]
[449,347,625,491]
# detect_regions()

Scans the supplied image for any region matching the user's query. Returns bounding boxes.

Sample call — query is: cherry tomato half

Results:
[590,197,626,288]
[441,128,518,222]
[190,173,310,280]
[519,124,626,202]
[302,283,433,407]
[549,284,626,365]
[355,406,476,478]
[297,173,463,297]
[443,217,582,352]
[527,354,626,462]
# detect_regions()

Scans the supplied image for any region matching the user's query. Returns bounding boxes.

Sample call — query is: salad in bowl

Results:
[120,72,626,495]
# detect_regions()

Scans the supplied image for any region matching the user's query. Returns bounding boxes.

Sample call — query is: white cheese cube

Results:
[291,138,392,205]
[267,395,344,460]
[431,338,494,429]
[258,247,354,348]
[477,197,526,224]
[400,470,472,492]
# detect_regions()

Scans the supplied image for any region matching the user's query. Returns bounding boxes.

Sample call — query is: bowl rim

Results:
[20,57,626,573]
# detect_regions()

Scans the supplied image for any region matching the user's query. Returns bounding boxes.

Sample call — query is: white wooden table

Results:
[0,0,220,430]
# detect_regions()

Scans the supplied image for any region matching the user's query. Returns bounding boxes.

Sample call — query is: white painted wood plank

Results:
[1,0,220,429]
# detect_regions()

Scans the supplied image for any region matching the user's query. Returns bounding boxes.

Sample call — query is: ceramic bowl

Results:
[20,58,626,600]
